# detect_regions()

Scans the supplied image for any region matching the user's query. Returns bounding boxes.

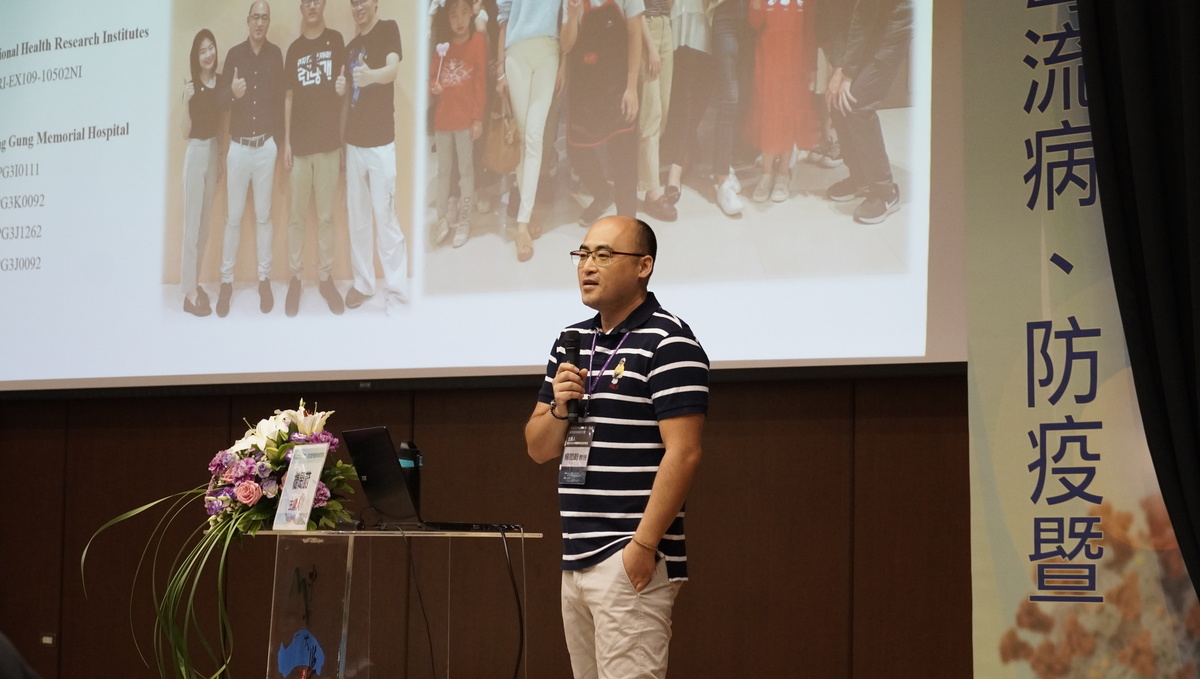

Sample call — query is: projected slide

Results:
[0,0,933,391]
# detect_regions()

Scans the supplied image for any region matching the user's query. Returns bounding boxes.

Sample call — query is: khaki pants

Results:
[637,15,674,194]
[561,548,681,679]
[287,149,339,280]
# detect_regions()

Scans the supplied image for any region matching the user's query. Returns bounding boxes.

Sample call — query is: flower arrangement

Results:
[82,400,356,679]
[203,401,352,532]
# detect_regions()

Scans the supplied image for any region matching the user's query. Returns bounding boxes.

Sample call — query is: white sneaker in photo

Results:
[752,173,773,203]
[717,175,744,216]
[451,220,470,248]
[432,217,449,244]
[771,172,790,202]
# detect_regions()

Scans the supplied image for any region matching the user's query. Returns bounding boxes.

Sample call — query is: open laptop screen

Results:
[342,426,421,528]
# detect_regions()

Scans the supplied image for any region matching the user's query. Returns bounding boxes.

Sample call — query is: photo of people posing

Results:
[422,0,921,298]
[164,0,419,318]
[164,0,922,312]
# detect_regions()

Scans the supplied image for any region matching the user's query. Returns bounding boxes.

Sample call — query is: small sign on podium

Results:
[272,442,330,531]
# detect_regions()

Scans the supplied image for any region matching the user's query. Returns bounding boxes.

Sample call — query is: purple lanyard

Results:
[586,330,632,399]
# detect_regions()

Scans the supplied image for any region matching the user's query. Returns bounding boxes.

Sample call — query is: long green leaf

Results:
[80,485,207,598]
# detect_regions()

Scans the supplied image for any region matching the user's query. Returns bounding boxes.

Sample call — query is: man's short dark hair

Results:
[634,219,657,261]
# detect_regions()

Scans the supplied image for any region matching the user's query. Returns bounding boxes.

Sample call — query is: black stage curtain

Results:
[1077,0,1200,595]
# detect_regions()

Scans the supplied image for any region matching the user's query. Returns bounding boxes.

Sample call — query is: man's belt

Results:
[233,133,270,148]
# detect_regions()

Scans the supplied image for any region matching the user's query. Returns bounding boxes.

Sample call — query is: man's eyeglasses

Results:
[350,0,371,7]
[570,248,647,267]
[301,0,322,7]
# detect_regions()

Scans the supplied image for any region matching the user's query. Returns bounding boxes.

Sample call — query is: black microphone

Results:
[561,330,581,421]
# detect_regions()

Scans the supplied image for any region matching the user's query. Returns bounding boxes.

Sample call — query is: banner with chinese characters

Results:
[965,1,1200,677]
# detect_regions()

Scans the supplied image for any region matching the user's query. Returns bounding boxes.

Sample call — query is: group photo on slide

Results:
[166,0,417,318]
[420,0,921,300]
[0,0,933,389]
[164,0,924,316]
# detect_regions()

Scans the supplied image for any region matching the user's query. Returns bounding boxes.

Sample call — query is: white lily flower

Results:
[255,414,288,443]
[227,429,259,454]
[281,399,333,435]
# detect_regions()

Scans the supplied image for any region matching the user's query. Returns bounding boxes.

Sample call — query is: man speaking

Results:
[525,216,709,679]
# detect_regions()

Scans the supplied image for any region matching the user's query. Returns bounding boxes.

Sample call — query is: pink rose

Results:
[233,480,263,507]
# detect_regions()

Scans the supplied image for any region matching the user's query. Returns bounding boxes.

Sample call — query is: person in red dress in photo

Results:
[744,0,819,203]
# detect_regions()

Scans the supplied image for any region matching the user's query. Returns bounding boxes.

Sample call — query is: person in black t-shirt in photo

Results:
[562,0,644,228]
[335,0,409,314]
[283,0,346,316]
[216,1,285,317]
[181,28,223,317]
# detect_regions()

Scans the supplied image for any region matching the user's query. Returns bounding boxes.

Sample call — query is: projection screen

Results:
[0,0,958,392]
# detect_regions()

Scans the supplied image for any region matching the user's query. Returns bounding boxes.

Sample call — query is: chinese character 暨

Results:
[1030,516,1104,561]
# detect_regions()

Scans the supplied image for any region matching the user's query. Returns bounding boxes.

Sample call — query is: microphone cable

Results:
[400,529,439,679]
[358,508,438,679]
[355,510,528,679]
[498,527,528,679]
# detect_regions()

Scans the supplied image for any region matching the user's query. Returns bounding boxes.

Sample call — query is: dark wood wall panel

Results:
[60,395,232,679]
[0,374,970,679]
[412,386,571,678]
[0,399,67,679]
[851,377,971,678]
[671,379,856,678]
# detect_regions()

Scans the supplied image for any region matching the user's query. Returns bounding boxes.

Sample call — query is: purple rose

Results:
[309,430,339,451]
[227,457,257,483]
[256,461,273,478]
[206,487,236,516]
[204,497,224,516]
[261,477,280,498]
[313,482,331,508]
[208,450,236,476]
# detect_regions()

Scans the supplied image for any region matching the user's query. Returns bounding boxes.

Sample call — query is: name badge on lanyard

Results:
[559,423,595,485]
[558,330,632,486]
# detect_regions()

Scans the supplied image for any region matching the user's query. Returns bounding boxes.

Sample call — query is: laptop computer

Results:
[341,426,520,533]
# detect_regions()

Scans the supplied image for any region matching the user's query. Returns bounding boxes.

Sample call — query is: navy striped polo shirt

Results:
[537,292,710,581]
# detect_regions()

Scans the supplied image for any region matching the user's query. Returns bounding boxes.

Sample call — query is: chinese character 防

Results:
[1027,316,1101,407]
